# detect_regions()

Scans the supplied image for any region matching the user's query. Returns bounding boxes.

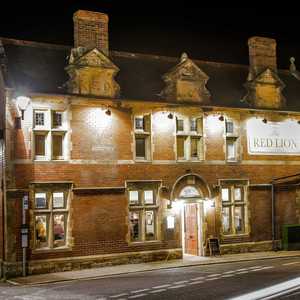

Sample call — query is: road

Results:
[1,257,300,300]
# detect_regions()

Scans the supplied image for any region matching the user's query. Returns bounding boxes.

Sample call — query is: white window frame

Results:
[220,180,249,236]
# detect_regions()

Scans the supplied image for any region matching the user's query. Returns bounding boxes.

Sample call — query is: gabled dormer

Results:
[65,47,120,98]
[243,37,285,109]
[65,10,120,98]
[160,53,211,104]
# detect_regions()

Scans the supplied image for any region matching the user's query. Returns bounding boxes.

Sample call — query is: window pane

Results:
[234,206,245,233]
[226,139,236,160]
[53,192,65,208]
[135,117,144,130]
[35,192,47,209]
[53,112,62,127]
[129,211,140,241]
[234,188,242,201]
[226,121,234,134]
[145,210,155,240]
[35,135,46,156]
[222,207,231,234]
[136,137,146,158]
[190,119,197,132]
[52,135,63,158]
[176,119,184,132]
[144,190,154,204]
[191,137,200,158]
[35,215,48,248]
[35,112,45,126]
[53,214,66,247]
[129,190,139,205]
[177,137,185,159]
[221,188,229,201]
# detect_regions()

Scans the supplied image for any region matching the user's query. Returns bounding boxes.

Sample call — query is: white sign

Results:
[22,196,29,210]
[247,119,300,155]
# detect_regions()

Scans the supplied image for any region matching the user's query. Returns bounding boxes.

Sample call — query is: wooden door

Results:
[184,203,198,255]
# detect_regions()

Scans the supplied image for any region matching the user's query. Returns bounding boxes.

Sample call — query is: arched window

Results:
[179,186,201,198]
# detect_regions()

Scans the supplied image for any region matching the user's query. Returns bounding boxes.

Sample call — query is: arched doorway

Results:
[171,174,211,256]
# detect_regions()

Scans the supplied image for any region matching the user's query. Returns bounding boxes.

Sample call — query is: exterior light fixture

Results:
[219,115,224,121]
[168,113,173,119]
[262,118,267,123]
[16,96,31,120]
[105,108,111,116]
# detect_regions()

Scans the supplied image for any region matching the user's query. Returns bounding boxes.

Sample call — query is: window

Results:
[128,183,159,242]
[220,182,248,235]
[225,119,239,162]
[52,111,63,128]
[34,187,70,250]
[33,109,67,160]
[134,115,151,161]
[176,117,204,160]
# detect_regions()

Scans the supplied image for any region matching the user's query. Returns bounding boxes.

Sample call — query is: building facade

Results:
[1,10,300,278]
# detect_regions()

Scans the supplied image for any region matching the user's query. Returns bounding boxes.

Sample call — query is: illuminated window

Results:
[176,116,204,160]
[225,119,239,162]
[220,182,248,235]
[33,109,67,161]
[128,183,159,242]
[34,187,70,249]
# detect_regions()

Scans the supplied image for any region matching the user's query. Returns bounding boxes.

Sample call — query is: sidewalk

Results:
[8,250,300,286]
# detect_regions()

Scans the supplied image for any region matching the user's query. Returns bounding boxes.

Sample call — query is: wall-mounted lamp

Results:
[16,96,30,120]
[262,118,268,124]
[219,115,224,121]
[105,108,111,116]
[167,113,174,119]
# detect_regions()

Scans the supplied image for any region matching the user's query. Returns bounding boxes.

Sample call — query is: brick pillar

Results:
[73,10,109,56]
[248,36,277,79]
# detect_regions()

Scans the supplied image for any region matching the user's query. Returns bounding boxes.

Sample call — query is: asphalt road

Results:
[1,257,300,300]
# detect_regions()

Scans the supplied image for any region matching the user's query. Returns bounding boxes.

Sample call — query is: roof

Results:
[1,37,300,111]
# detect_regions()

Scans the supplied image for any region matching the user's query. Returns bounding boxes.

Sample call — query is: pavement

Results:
[7,250,300,286]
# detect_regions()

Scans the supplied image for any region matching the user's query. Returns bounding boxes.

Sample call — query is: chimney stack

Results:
[248,36,277,79]
[73,10,109,56]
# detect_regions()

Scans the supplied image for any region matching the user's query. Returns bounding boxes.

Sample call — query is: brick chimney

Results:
[248,36,277,79]
[73,10,109,56]
[244,36,285,109]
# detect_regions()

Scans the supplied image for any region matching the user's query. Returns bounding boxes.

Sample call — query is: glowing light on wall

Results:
[167,216,175,229]
[204,199,215,214]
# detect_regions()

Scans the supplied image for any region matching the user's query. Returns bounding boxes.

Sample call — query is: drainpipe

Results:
[271,182,276,251]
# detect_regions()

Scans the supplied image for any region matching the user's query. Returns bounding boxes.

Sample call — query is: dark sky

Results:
[1,2,300,69]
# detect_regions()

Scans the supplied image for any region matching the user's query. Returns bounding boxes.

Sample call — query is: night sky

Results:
[1,2,300,69]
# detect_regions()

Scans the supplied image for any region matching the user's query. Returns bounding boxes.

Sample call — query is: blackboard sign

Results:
[208,238,221,256]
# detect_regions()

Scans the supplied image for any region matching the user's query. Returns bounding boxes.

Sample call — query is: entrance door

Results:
[184,203,198,255]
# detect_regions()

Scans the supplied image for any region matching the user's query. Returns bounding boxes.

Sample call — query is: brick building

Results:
[1,10,300,278]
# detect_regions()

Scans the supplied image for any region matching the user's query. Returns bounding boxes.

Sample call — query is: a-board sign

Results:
[208,238,221,256]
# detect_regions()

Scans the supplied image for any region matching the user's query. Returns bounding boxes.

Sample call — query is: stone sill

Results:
[32,247,72,254]
[129,240,163,246]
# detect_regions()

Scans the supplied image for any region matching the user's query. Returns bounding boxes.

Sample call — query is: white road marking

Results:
[229,276,300,300]
[128,294,147,299]
[249,266,263,269]
[110,293,128,298]
[283,261,300,266]
[131,289,150,294]
[250,268,264,272]
[149,289,167,294]
[206,277,219,281]
[207,273,221,277]
[191,276,205,281]
[173,280,188,284]
[221,274,235,278]
[188,281,204,285]
[235,271,249,274]
[236,268,248,271]
[152,284,170,289]
[223,270,236,274]
[168,284,186,289]
[261,266,274,270]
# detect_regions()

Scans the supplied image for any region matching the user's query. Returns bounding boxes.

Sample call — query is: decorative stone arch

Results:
[170,173,212,201]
